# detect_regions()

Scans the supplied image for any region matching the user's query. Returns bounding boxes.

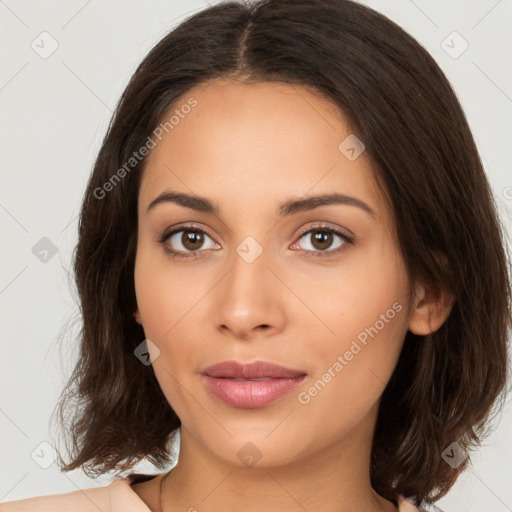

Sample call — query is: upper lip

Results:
[202,360,307,379]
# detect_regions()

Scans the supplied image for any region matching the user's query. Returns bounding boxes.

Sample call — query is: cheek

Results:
[134,255,196,416]
[134,240,192,340]
[296,305,407,443]
[133,242,202,387]
[298,240,410,403]
[304,241,408,349]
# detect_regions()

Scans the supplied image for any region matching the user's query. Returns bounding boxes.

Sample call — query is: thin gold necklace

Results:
[158,470,172,512]
[158,471,399,512]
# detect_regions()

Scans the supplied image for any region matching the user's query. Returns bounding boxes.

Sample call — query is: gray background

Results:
[1,0,511,510]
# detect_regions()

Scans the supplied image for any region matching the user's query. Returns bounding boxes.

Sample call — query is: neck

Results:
[159,421,397,512]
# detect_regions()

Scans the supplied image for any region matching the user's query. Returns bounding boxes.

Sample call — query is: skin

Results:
[132,80,453,512]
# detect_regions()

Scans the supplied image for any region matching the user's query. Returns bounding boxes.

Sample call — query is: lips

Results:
[201,360,307,408]
[202,360,306,379]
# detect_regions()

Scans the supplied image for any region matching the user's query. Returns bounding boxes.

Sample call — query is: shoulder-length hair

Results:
[51,0,511,507]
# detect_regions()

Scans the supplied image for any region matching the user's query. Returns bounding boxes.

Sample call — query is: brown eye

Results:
[310,231,334,251]
[159,226,220,258]
[291,226,353,257]
[181,230,205,250]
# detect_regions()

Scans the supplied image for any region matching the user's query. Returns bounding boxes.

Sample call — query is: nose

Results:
[213,242,287,341]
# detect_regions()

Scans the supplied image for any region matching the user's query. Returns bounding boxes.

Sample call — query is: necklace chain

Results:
[157,470,398,512]
[158,470,171,512]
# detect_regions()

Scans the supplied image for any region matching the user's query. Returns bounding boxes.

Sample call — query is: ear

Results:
[133,308,142,325]
[408,276,454,335]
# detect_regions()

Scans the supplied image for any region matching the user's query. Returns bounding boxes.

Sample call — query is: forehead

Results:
[139,80,385,221]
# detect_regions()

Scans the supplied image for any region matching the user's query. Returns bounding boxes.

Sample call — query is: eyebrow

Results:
[146,190,376,218]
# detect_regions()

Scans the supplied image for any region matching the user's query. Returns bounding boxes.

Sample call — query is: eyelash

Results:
[156,222,354,260]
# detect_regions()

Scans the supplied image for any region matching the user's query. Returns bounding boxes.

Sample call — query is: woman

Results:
[1,0,510,511]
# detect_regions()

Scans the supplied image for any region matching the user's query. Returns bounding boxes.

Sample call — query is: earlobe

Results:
[408,278,454,335]
[133,309,142,325]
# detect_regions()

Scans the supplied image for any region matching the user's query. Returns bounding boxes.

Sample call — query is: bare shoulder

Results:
[130,473,166,511]
[0,481,113,512]
[0,473,168,512]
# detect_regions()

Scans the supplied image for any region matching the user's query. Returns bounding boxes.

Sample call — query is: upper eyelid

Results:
[163,222,218,243]
[295,223,352,239]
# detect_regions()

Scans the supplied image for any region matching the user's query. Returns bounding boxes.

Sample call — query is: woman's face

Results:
[134,80,415,468]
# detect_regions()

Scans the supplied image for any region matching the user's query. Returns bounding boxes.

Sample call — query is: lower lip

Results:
[202,375,306,408]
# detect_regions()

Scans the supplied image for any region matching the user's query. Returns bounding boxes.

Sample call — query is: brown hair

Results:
[51,0,511,507]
